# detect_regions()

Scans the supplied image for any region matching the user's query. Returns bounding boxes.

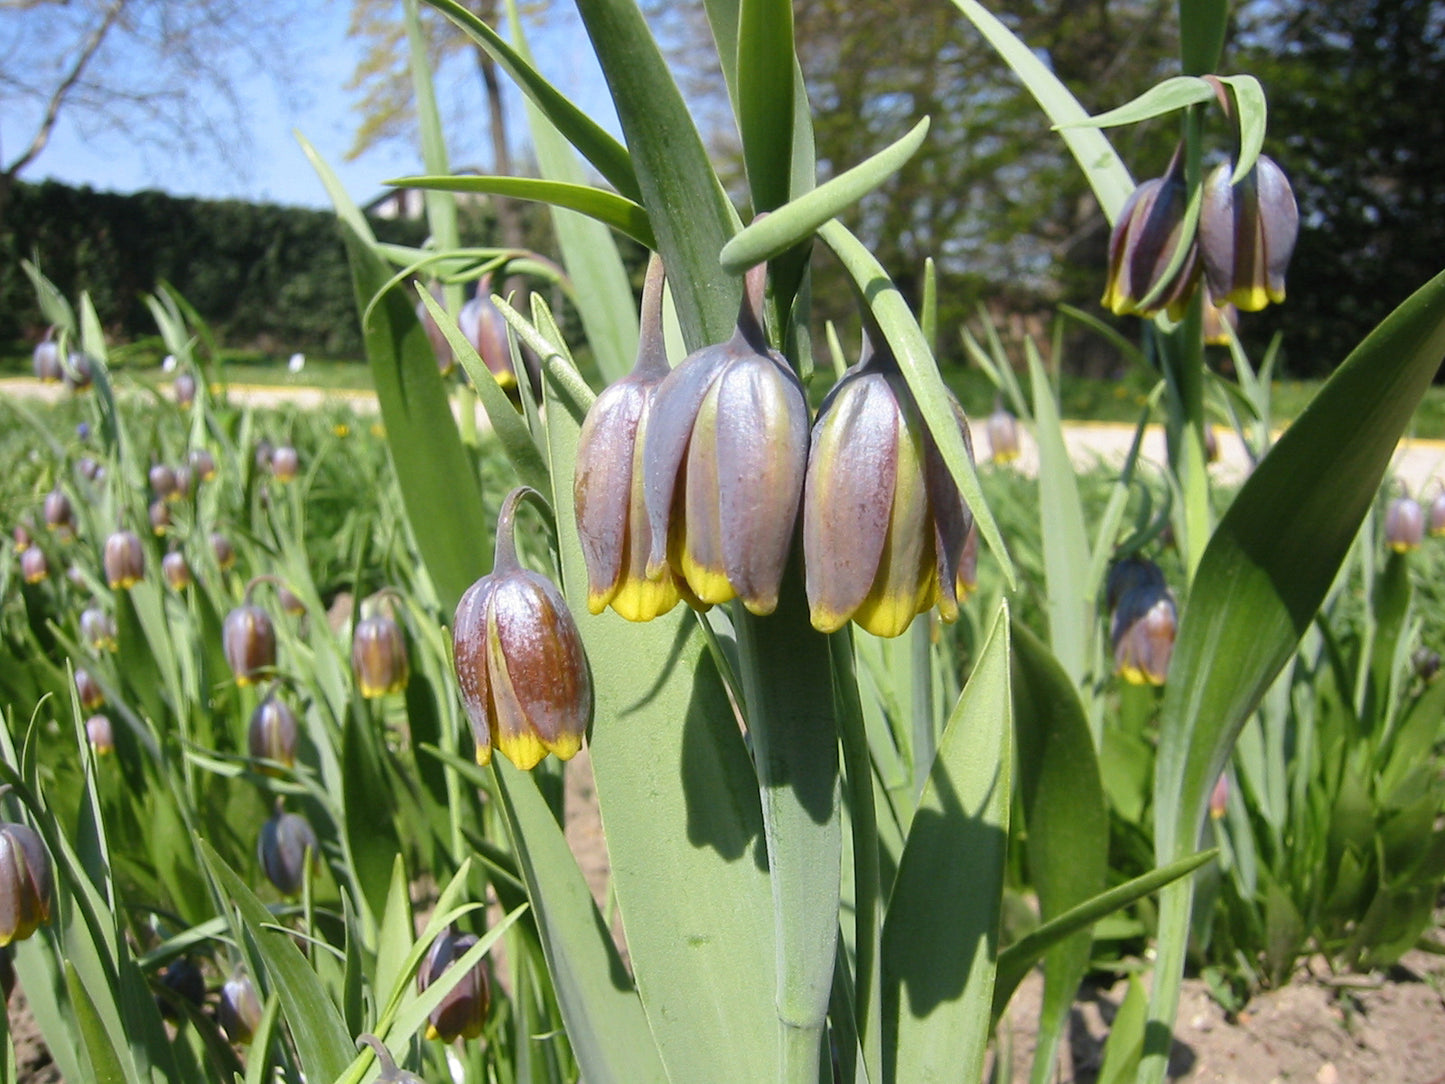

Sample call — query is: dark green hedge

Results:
[1,181,439,358]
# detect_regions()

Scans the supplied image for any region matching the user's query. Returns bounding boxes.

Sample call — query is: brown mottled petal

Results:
[484,585,549,770]
[804,372,899,630]
[715,356,809,616]
[574,380,648,609]
[453,577,498,765]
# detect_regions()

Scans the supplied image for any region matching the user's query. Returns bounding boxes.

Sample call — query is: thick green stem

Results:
[734,554,842,1084]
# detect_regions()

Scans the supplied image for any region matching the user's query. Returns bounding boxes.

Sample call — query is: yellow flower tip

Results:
[333,424,350,438]
[110,574,141,590]
[992,449,1020,464]
[586,589,612,616]
[738,592,779,617]
[809,606,850,635]
[1228,284,1276,313]
[608,578,680,622]
[1118,664,1165,687]
[852,596,921,640]
[473,742,493,768]
[547,732,584,763]
[498,730,550,772]
[1388,540,1418,554]
[493,370,517,391]
[678,552,736,608]
[425,1023,441,1042]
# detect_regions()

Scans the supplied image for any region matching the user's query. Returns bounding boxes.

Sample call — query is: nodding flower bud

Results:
[458,275,517,391]
[162,550,192,591]
[1385,496,1425,553]
[210,532,235,571]
[574,257,687,621]
[189,448,217,482]
[173,371,197,408]
[1430,491,1445,538]
[80,606,117,652]
[641,262,810,615]
[987,400,1021,463]
[1107,557,1177,685]
[258,802,318,897]
[64,352,94,392]
[417,927,491,1043]
[249,692,299,772]
[44,489,74,537]
[803,341,975,638]
[104,530,145,590]
[223,604,276,686]
[85,714,114,755]
[352,606,409,698]
[1199,155,1298,313]
[218,969,263,1044]
[154,957,205,1021]
[75,457,101,484]
[1102,149,1199,319]
[1209,772,1229,820]
[20,547,48,584]
[270,445,300,484]
[149,464,178,502]
[0,817,53,946]
[32,336,62,383]
[453,487,592,771]
[74,667,105,711]
[12,524,31,553]
[149,499,171,536]
[277,585,306,616]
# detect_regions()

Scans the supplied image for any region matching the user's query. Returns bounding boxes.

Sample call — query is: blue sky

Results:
[3,3,620,210]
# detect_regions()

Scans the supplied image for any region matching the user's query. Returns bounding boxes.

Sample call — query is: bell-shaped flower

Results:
[0,818,52,946]
[352,605,410,698]
[417,927,491,1042]
[149,464,178,502]
[64,352,94,392]
[258,802,317,897]
[80,606,118,653]
[173,371,197,408]
[162,550,192,591]
[270,445,300,484]
[211,532,235,570]
[1199,154,1299,313]
[249,691,299,772]
[1107,556,1177,685]
[19,548,48,584]
[74,667,105,711]
[44,489,74,537]
[85,714,114,755]
[458,275,517,391]
[453,487,592,771]
[1102,149,1199,319]
[32,335,62,383]
[986,399,1021,463]
[1385,496,1425,553]
[641,263,809,615]
[224,603,276,685]
[803,343,975,638]
[1427,490,1445,537]
[219,969,263,1044]
[104,530,145,590]
[574,257,686,621]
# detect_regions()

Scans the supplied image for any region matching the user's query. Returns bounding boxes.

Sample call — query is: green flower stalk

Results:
[803,341,975,638]
[1199,155,1299,312]
[0,816,52,947]
[453,487,592,771]
[103,529,145,589]
[574,256,687,621]
[1101,148,1199,318]
[417,927,491,1042]
[642,262,810,615]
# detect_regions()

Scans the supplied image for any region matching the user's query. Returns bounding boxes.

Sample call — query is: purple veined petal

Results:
[575,379,650,612]
[804,371,900,631]
[453,576,500,766]
[641,350,730,579]
[714,355,810,615]
[678,380,731,605]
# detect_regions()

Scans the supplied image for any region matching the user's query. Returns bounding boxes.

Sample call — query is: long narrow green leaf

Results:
[395,176,658,250]
[883,601,1012,1084]
[574,0,741,348]
[737,0,797,213]
[63,962,129,1084]
[1143,269,1445,1084]
[1066,76,1214,129]
[299,136,493,614]
[819,219,1015,589]
[421,0,639,201]
[721,119,930,273]
[949,0,1135,222]
[196,838,355,1082]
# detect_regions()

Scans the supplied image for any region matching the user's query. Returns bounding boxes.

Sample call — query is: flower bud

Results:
[80,605,117,652]
[173,465,193,500]
[189,448,217,482]
[218,969,263,1044]
[85,714,114,754]
[574,257,686,620]
[224,604,276,686]
[258,804,317,897]
[454,488,592,770]
[104,530,145,589]
[1101,151,1199,319]
[1209,773,1229,820]
[44,489,73,536]
[986,401,1020,463]
[162,550,192,591]
[803,343,975,637]
[249,692,299,772]
[149,463,178,502]
[277,585,306,617]
[1385,496,1425,553]
[1107,557,1177,685]
[211,532,235,571]
[1199,155,1299,313]
[1428,491,1445,537]
[74,667,105,711]
[20,547,48,584]
[76,457,101,483]
[352,608,409,698]
[270,445,300,484]
[149,499,171,536]
[32,337,62,383]
[642,264,809,615]
[458,275,517,390]
[0,820,53,945]
[417,927,491,1042]
[173,371,197,408]
[155,957,205,1021]
[12,524,31,553]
